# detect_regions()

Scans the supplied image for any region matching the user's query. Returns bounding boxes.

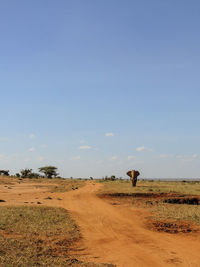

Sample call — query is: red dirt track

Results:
[1,179,200,266]
[62,182,200,267]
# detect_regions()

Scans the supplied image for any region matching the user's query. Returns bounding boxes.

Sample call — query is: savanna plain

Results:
[1,176,200,266]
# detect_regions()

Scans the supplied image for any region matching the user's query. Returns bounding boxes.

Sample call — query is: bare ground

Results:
[1,179,200,266]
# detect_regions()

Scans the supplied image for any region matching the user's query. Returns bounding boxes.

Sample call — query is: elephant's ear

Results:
[126,171,131,176]
[136,171,140,176]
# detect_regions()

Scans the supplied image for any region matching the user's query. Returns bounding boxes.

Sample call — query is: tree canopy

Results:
[0,170,9,176]
[38,166,58,178]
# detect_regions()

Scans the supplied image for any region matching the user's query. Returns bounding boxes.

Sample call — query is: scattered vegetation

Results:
[0,206,115,267]
[0,170,9,176]
[0,206,79,266]
[101,175,119,181]
[20,168,40,178]
[98,179,200,195]
[98,179,200,230]
[48,179,85,193]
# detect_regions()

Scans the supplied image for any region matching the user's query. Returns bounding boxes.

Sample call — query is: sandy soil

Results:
[1,179,200,266]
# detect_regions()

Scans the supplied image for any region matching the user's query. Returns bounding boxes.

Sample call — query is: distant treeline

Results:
[0,166,59,179]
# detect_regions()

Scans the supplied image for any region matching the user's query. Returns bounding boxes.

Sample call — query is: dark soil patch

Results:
[164,197,200,205]
[149,220,199,234]
[100,193,183,199]
[44,196,53,200]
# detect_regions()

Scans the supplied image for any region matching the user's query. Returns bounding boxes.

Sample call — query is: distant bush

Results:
[20,169,40,179]
[102,175,117,181]
[20,169,33,178]
[0,170,9,176]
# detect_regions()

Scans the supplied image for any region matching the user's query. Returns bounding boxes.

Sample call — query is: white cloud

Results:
[136,146,152,152]
[79,145,91,150]
[29,133,36,139]
[127,156,135,160]
[28,147,36,152]
[105,132,114,137]
[136,146,145,152]
[109,156,118,161]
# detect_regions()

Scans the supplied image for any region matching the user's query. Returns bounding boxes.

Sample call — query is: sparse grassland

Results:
[98,179,200,195]
[0,177,114,267]
[0,206,79,266]
[0,206,115,267]
[98,179,200,230]
[30,178,85,193]
[0,176,85,194]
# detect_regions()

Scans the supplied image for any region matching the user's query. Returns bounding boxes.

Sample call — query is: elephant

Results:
[126,170,140,187]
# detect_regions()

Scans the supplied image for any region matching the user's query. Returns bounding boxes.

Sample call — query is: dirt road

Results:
[1,179,200,266]
[62,182,200,267]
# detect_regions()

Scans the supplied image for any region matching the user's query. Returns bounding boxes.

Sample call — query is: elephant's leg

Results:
[132,178,136,187]
[132,178,137,187]
[134,177,138,186]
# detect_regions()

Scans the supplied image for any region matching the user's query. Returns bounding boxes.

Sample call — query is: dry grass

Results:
[48,179,85,193]
[0,206,79,266]
[152,202,200,225]
[0,176,86,193]
[98,179,200,228]
[29,178,85,193]
[98,179,200,195]
[0,206,115,267]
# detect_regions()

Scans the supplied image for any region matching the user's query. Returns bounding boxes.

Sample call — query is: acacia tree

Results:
[38,166,58,178]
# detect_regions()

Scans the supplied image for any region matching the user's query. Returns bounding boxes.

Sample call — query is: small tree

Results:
[29,172,40,178]
[38,166,58,179]
[0,170,9,176]
[20,169,33,178]
[110,175,116,181]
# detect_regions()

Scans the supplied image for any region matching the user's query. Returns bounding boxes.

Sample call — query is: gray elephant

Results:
[126,170,140,187]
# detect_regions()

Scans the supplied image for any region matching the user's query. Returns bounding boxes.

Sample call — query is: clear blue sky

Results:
[0,0,200,178]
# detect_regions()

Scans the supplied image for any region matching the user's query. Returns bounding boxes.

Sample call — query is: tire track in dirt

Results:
[62,181,200,267]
